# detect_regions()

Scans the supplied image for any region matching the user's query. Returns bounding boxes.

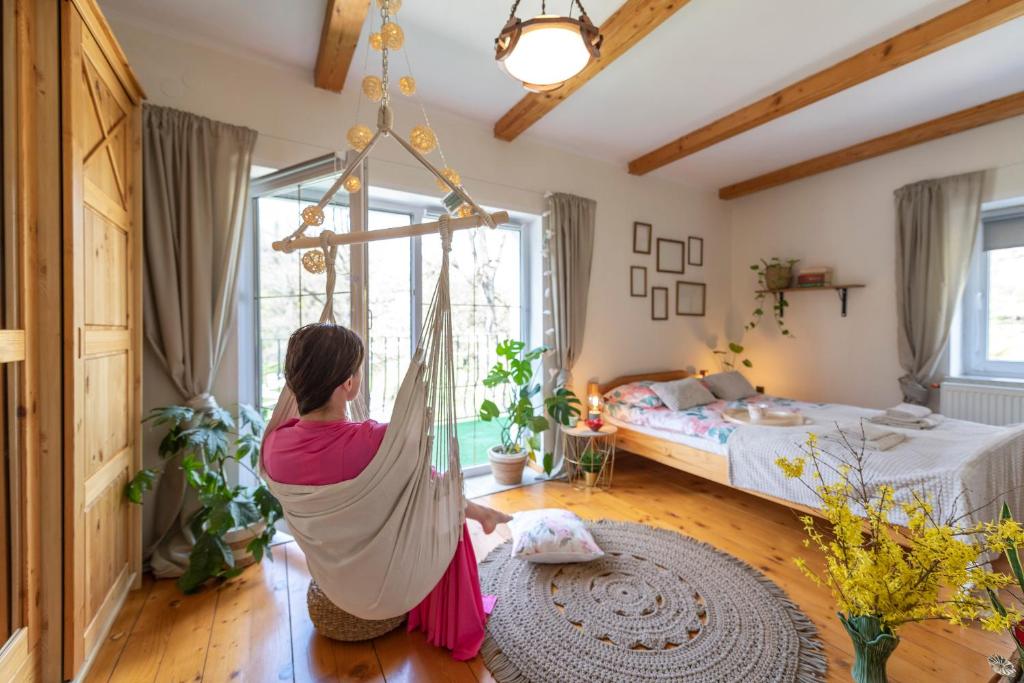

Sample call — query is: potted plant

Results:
[578,447,605,487]
[776,433,1020,683]
[125,403,283,593]
[479,339,581,484]
[746,258,798,336]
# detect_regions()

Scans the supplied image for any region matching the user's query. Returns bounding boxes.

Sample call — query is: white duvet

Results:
[727,402,1024,527]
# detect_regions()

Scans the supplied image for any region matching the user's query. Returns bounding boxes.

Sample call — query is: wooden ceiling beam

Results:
[494,0,692,142]
[718,90,1024,200]
[629,0,1024,175]
[315,0,371,93]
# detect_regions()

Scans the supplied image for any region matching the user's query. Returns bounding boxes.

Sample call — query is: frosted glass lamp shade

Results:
[496,13,601,92]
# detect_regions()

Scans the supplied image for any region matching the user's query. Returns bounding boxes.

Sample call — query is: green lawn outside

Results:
[456,418,503,469]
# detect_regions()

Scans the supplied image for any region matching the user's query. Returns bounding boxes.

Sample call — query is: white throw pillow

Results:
[649,377,716,411]
[507,508,604,564]
[703,371,757,400]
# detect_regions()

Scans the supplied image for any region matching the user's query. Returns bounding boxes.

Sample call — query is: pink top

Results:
[263,417,388,485]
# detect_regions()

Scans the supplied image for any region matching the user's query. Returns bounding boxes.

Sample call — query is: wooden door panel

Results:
[84,470,129,619]
[83,351,129,479]
[63,0,142,676]
[83,209,128,326]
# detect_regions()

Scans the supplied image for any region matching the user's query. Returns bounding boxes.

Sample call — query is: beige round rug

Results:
[479,520,826,683]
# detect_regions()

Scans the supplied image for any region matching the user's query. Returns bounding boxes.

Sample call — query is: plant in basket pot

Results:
[125,403,283,593]
[578,447,605,487]
[776,433,1024,683]
[479,339,581,484]
[746,257,798,337]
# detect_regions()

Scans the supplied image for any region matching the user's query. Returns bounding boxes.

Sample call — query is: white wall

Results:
[108,19,733,545]
[729,116,1024,408]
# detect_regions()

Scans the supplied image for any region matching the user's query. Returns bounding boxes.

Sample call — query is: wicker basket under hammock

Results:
[307,580,405,641]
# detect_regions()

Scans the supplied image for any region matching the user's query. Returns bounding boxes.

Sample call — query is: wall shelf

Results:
[756,284,865,318]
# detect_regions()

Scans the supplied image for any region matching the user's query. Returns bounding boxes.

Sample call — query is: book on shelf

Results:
[795,267,832,287]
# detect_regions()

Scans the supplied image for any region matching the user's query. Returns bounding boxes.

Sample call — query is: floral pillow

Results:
[602,381,664,409]
[508,508,604,564]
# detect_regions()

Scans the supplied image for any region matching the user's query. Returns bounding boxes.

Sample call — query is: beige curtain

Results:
[542,193,596,473]
[142,104,257,576]
[894,171,985,405]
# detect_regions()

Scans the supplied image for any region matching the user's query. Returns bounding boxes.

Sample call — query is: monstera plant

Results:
[479,339,581,484]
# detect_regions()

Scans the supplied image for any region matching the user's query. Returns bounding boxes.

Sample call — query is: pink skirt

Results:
[406,523,495,660]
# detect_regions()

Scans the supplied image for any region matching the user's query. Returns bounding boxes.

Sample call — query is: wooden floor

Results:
[84,455,1006,683]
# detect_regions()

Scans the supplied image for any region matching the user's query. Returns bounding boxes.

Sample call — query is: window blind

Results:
[983,212,1024,251]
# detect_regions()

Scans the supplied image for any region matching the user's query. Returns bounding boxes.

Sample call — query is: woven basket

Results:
[764,264,794,290]
[306,580,405,641]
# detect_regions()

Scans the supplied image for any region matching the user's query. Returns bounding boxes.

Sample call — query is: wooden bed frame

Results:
[599,370,828,521]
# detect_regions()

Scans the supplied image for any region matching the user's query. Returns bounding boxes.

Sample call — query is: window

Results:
[960,203,1024,378]
[249,155,534,472]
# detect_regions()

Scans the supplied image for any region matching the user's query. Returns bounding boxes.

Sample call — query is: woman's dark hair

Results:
[284,323,364,415]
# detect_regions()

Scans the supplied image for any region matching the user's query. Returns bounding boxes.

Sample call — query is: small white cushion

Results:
[649,378,716,412]
[507,508,604,564]
[703,371,757,400]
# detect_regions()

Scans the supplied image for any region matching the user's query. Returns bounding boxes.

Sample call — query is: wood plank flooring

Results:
[84,455,1008,682]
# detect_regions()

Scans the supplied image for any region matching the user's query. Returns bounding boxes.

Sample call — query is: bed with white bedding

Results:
[600,371,1024,526]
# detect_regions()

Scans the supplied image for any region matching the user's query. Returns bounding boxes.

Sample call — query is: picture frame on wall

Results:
[656,238,685,274]
[675,281,706,317]
[687,236,704,266]
[651,286,669,320]
[630,266,647,297]
[633,222,652,254]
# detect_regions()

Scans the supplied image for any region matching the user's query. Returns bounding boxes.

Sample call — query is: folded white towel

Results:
[885,402,932,420]
[835,424,907,451]
[868,414,942,430]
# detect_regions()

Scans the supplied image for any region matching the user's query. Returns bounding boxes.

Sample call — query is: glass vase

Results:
[839,614,899,683]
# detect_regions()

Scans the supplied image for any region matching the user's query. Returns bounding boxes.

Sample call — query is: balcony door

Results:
[251,156,529,472]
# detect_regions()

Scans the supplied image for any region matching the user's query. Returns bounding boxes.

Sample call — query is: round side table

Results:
[561,422,617,491]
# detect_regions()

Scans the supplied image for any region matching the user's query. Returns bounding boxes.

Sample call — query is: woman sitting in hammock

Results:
[263,322,511,661]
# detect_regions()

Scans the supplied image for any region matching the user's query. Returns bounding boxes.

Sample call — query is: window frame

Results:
[246,154,533,476]
[960,203,1024,380]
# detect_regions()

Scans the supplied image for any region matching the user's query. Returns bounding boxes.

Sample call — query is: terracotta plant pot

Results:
[489,447,528,485]
[583,471,599,487]
[223,520,266,568]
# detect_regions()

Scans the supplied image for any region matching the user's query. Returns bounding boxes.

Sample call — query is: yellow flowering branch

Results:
[776,432,1023,633]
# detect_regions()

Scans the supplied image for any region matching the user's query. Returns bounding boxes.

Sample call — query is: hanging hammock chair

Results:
[260,0,508,621]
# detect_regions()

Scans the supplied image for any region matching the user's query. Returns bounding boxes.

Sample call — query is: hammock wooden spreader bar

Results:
[272,211,510,252]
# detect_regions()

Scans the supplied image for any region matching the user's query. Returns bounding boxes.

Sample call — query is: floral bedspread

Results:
[605,395,809,445]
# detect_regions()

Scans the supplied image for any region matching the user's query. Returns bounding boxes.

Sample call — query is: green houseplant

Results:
[479,339,581,484]
[746,257,798,337]
[578,447,605,487]
[125,403,283,593]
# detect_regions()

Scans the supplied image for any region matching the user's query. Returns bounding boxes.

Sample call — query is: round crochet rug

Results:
[479,520,826,683]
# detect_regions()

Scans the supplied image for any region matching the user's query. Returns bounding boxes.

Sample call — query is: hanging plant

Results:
[746,257,798,337]
[713,341,752,372]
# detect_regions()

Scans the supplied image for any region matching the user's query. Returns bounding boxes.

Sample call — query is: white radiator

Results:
[940,381,1024,426]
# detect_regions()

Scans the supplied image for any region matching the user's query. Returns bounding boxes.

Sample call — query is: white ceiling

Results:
[98,0,1024,189]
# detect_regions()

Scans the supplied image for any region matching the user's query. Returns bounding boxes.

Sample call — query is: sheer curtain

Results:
[542,193,596,474]
[894,170,986,405]
[142,105,258,576]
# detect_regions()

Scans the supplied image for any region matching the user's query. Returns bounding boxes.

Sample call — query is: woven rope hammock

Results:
[260,0,507,620]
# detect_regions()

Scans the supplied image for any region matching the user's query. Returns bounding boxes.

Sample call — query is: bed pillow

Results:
[649,377,716,412]
[703,371,757,400]
[602,381,664,409]
[507,508,604,564]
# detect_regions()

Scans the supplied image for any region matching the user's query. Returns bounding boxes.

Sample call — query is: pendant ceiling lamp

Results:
[495,0,602,93]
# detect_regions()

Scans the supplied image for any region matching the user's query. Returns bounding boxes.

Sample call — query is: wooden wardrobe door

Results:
[61,1,143,676]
